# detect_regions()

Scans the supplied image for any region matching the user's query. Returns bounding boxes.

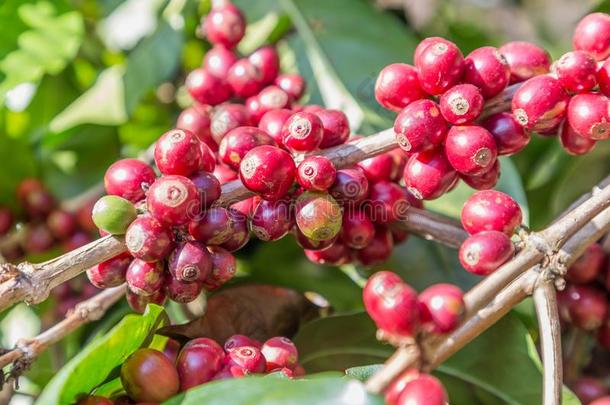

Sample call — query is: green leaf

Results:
[163,375,384,405]
[345,365,383,382]
[36,305,168,405]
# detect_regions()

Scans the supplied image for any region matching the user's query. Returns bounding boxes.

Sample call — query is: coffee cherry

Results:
[250,86,291,123]
[393,99,448,153]
[358,152,400,184]
[275,73,306,101]
[567,93,610,140]
[22,223,55,253]
[77,396,113,405]
[203,246,236,290]
[416,39,464,95]
[177,338,225,390]
[397,374,448,405]
[258,109,293,146]
[261,337,298,371]
[188,207,233,245]
[62,231,91,252]
[368,181,409,224]
[0,207,13,236]
[220,208,250,252]
[461,190,522,235]
[403,149,458,200]
[87,252,131,288]
[126,289,167,313]
[439,84,484,125]
[558,284,608,330]
[481,112,531,156]
[444,125,498,176]
[224,334,262,351]
[498,41,551,83]
[598,59,610,97]
[560,119,598,156]
[186,68,231,106]
[210,104,252,145]
[204,45,238,78]
[147,175,199,226]
[315,109,350,148]
[220,126,277,171]
[177,105,215,150]
[297,156,337,191]
[295,227,337,251]
[46,210,77,240]
[598,317,610,348]
[18,179,56,220]
[329,168,369,206]
[461,160,500,190]
[248,46,280,85]
[590,397,610,405]
[384,369,420,405]
[305,240,351,265]
[572,377,608,404]
[165,273,203,303]
[374,63,425,112]
[281,111,324,152]
[295,192,342,242]
[341,210,375,249]
[104,159,156,203]
[154,129,202,177]
[413,36,450,65]
[169,241,212,283]
[463,46,510,99]
[363,271,419,337]
[227,58,264,98]
[226,346,267,373]
[126,259,165,296]
[121,348,179,402]
[250,199,293,241]
[573,13,610,61]
[459,231,514,275]
[356,228,394,266]
[239,145,296,201]
[92,195,137,235]
[230,196,260,217]
[419,283,465,333]
[203,3,245,49]
[511,76,569,132]
[190,171,221,209]
[553,51,598,93]
[125,215,173,262]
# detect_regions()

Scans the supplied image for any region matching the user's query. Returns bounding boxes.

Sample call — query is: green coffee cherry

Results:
[295,191,342,241]
[92,195,137,235]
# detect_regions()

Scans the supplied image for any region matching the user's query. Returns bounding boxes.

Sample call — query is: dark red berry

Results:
[297,155,337,191]
[104,159,156,203]
[374,63,425,112]
[419,283,464,333]
[230,196,260,217]
[126,259,165,296]
[250,199,293,241]
[188,207,233,245]
[413,37,451,65]
[121,348,179,403]
[573,13,610,61]
[154,129,202,177]
[186,68,231,106]
[177,338,225,390]
[204,45,238,78]
[461,190,522,235]
[459,231,514,275]
[261,337,298,371]
[445,125,498,175]
[23,223,54,253]
[553,51,598,93]
[341,210,375,249]
[368,181,409,224]
[77,396,113,405]
[249,86,291,123]
[176,105,215,150]
[572,377,608,405]
[87,252,131,288]
[295,192,342,241]
[598,59,610,97]
[384,369,420,405]
[463,46,510,99]
[0,207,13,236]
[62,231,91,252]
[169,241,212,283]
[356,227,394,266]
[275,73,306,100]
[393,99,448,153]
[511,75,569,132]
[165,273,203,304]
[125,216,173,262]
[213,163,238,184]
[558,284,608,330]
[239,145,296,201]
[18,178,56,219]
[219,126,276,170]
[224,334,262,351]
[315,109,350,148]
[461,160,500,190]
[203,4,245,49]
[147,175,200,226]
[416,39,464,95]
[329,168,369,206]
[210,104,251,145]
[126,289,166,313]
[249,46,280,85]
[258,108,293,146]
[560,119,597,155]
[598,317,610,348]
[226,346,266,373]
[305,240,351,265]
[498,41,551,83]
[439,84,484,124]
[203,246,236,290]
[567,93,610,140]
[357,152,399,184]
[403,149,458,200]
[46,210,77,240]
[220,208,250,252]
[567,243,606,284]
[397,374,448,405]
[481,112,530,156]
[190,171,221,209]
[227,58,264,98]
[281,111,324,152]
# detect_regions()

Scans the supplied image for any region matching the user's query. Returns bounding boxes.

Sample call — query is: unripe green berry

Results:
[295,192,342,241]
[92,195,137,235]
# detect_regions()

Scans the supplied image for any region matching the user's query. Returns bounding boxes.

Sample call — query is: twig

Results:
[395,207,467,248]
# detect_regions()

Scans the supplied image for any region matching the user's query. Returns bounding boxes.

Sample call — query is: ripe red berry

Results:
[154,129,202,177]
[553,51,598,93]
[125,216,173,262]
[459,231,515,275]
[416,39,464,95]
[176,105,215,150]
[227,58,264,98]
[203,4,245,49]
[397,374,448,405]
[224,334,262,351]
[204,45,238,78]
[275,73,306,101]
[281,111,324,152]
[572,377,608,405]
[297,156,337,191]
[315,109,350,148]
[220,208,250,252]
[249,86,291,123]
[357,152,401,183]
[47,210,77,240]
[461,190,522,235]
[295,192,342,241]
[305,240,351,265]
[250,199,293,241]
[87,252,131,289]
[219,126,276,170]
[598,59,610,97]
[168,241,212,283]
[419,283,464,333]
[558,284,608,330]
[567,243,606,284]
[439,84,484,124]
[461,160,500,191]
[481,112,530,156]
[104,159,156,203]
[511,76,569,132]
[356,228,394,266]
[213,163,238,184]
[598,317,610,348]
[210,103,252,145]
[498,41,551,84]
[444,125,498,176]
[384,369,420,405]
[567,93,610,140]
[261,337,298,371]
[394,99,448,153]
[560,119,597,155]
[121,348,179,403]
[573,12,610,61]
[341,210,375,249]
[18,178,56,219]
[126,259,165,296]
[190,171,221,208]
[23,223,55,253]
[186,68,231,106]
[374,63,425,112]
[165,273,203,303]
[239,145,296,201]
[226,346,266,373]
[463,46,510,99]
[230,196,260,217]
[248,46,280,85]
[403,149,458,200]
[329,168,369,206]
[258,108,292,146]
[368,181,409,224]
[203,246,237,290]
[188,207,233,245]
[413,36,451,65]
[177,338,225,390]
[147,175,200,226]
[126,289,166,313]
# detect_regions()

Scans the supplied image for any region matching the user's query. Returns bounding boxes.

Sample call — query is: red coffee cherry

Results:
[203,3,245,49]
[186,68,231,106]
[18,178,56,219]
[295,227,337,251]
[250,86,291,123]
[363,271,420,338]
[261,337,298,371]
[281,111,324,152]
[176,105,215,150]
[567,93,610,140]
[566,243,606,284]
[295,192,342,242]
[226,346,267,373]
[374,63,425,112]
[461,160,500,190]
[511,76,569,132]
[573,12,610,61]
[126,259,165,296]
[384,369,420,405]
[190,171,221,208]
[63,231,92,252]
[558,284,608,330]
[177,338,225,390]
[224,335,262,351]
[275,73,306,101]
[227,58,265,98]
[104,159,156,203]
[315,109,350,148]
[560,120,597,155]
[459,231,514,275]
[125,216,173,262]
[413,36,451,65]
[572,377,608,405]
[213,163,238,184]
[356,227,394,266]
[248,46,280,85]
[219,126,276,170]
[0,207,13,236]
[46,210,77,240]
[461,190,522,235]
[598,59,610,97]
[230,196,260,217]
[341,210,375,249]
[203,246,237,290]
[121,348,179,403]
[239,145,296,201]
[403,149,458,200]
[329,168,370,205]
[357,152,401,184]
[258,108,293,146]
[598,317,610,348]
[154,129,202,177]
[297,155,337,191]
[397,374,448,405]
[250,199,293,241]
[210,103,252,145]
[165,273,203,303]
[368,181,409,224]
[498,41,551,84]
[481,112,530,156]
[464,46,510,99]
[188,207,233,245]
[419,283,465,333]
[304,240,351,265]
[87,252,131,289]
[204,45,238,78]
[553,51,598,93]
[168,241,212,283]
[23,223,54,253]
[439,84,484,124]
[445,125,498,176]
[394,99,448,153]
[416,38,464,95]
[126,289,167,313]
[220,208,250,252]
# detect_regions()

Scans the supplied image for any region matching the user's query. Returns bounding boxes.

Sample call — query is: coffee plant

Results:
[1,0,610,404]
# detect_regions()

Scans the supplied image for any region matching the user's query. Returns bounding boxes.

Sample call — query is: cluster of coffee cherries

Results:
[383,368,448,405]
[375,12,610,202]
[458,190,523,276]
[77,334,302,404]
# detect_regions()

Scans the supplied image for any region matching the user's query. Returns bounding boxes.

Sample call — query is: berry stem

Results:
[338,264,367,288]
